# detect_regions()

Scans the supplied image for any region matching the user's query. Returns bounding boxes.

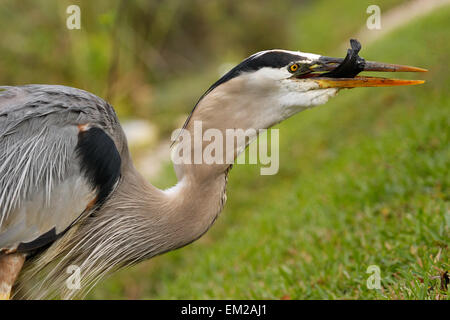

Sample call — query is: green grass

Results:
[91,7,449,299]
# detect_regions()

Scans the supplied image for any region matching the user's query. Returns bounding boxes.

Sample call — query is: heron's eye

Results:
[289,63,299,73]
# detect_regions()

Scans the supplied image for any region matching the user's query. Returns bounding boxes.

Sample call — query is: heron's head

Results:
[185,40,426,131]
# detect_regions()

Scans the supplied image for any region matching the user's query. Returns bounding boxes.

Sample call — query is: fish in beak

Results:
[295,39,427,88]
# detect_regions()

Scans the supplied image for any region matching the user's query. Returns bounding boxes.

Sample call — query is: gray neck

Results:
[118,156,232,259]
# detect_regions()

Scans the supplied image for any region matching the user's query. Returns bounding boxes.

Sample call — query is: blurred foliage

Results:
[0,0,404,135]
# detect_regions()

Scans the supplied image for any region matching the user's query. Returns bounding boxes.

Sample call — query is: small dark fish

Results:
[321,39,366,78]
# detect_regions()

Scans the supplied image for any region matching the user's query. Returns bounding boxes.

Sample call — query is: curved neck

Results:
[118,158,230,256]
[115,78,277,257]
[164,164,230,244]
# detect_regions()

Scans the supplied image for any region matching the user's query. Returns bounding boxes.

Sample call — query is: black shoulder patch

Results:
[14,128,121,255]
[17,227,57,253]
[76,127,121,205]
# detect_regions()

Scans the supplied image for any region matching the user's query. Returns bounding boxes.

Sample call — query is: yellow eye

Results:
[289,63,299,73]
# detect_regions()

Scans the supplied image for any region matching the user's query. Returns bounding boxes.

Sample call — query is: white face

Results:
[241,50,339,123]
[186,45,425,139]
[183,49,342,134]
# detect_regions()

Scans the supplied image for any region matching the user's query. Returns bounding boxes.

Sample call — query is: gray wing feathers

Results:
[0,85,120,251]
[0,119,77,223]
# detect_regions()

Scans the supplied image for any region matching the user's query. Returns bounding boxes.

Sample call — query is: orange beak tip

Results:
[313,77,426,88]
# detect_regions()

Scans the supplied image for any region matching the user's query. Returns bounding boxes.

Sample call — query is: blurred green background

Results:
[0,0,448,299]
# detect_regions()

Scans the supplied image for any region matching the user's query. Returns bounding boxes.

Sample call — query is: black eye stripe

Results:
[204,51,302,94]
[180,51,304,132]
[246,51,302,70]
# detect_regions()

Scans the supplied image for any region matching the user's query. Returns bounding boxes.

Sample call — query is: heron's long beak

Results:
[297,39,427,88]
[311,59,427,88]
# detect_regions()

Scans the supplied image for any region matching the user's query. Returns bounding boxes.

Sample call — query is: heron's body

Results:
[0,42,426,299]
[0,85,229,299]
[0,85,124,251]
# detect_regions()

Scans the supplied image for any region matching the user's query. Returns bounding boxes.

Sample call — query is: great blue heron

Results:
[0,39,426,299]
